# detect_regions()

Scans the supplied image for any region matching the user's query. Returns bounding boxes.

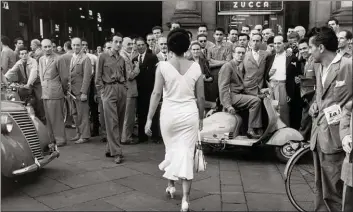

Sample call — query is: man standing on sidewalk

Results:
[96,33,130,164]
[120,37,139,145]
[309,26,352,212]
[29,39,44,62]
[38,39,68,147]
[68,37,92,144]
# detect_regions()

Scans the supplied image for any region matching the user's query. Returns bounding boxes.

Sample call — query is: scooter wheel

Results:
[275,143,297,163]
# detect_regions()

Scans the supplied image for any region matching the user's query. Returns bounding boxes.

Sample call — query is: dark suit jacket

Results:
[132,52,159,97]
[264,54,300,100]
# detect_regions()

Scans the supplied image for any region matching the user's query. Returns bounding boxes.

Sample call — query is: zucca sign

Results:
[218,1,283,12]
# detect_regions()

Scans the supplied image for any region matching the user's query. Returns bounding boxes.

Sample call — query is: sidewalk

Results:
[1,134,297,211]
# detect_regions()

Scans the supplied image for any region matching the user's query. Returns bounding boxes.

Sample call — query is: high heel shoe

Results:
[180,200,189,212]
[165,186,176,199]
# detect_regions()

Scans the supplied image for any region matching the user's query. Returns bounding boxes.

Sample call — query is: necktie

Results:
[139,54,143,65]
[254,51,259,64]
[164,54,168,61]
[23,61,28,80]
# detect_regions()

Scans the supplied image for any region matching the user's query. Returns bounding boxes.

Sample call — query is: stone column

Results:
[169,1,203,28]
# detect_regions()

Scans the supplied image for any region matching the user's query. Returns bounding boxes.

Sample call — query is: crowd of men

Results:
[1,17,352,211]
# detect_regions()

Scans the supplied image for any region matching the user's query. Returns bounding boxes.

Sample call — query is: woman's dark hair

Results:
[167,28,190,56]
[306,27,320,38]
[311,26,338,52]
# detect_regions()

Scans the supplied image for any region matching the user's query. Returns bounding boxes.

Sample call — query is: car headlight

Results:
[1,114,13,134]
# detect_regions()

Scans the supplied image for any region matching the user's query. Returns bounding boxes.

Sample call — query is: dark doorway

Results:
[94,1,162,38]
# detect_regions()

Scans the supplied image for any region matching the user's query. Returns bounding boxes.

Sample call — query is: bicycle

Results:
[284,142,316,212]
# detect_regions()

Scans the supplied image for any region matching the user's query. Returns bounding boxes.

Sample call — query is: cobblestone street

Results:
[1,130,299,211]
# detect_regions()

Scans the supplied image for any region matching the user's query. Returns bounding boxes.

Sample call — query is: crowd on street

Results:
[1,17,352,212]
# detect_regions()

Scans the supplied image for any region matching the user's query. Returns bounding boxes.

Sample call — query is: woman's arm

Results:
[146,65,164,122]
[195,74,205,120]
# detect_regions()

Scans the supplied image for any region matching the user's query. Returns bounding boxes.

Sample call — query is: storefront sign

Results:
[218,1,283,12]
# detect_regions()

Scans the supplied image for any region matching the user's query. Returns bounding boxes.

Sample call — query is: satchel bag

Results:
[194,131,207,172]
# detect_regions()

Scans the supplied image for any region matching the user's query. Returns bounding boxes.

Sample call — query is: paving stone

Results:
[190,195,221,211]
[35,181,132,209]
[222,203,248,211]
[56,166,140,188]
[123,161,161,175]
[41,160,88,180]
[66,159,119,171]
[103,190,179,211]
[2,192,52,211]
[115,174,209,204]
[246,192,297,211]
[239,165,286,194]
[20,176,71,197]
[219,161,239,171]
[192,177,220,194]
[57,150,101,164]
[222,192,246,204]
[221,185,244,193]
[220,171,242,185]
[56,199,123,211]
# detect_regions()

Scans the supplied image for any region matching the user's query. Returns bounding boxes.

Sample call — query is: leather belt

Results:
[103,81,124,85]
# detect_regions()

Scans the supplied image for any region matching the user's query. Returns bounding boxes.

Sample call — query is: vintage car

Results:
[1,96,60,177]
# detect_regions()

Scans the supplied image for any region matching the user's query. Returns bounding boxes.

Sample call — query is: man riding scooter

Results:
[4,46,42,115]
[218,45,263,139]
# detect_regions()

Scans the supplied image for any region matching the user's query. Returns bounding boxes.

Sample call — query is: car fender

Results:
[1,135,35,177]
[30,115,50,150]
[266,127,304,146]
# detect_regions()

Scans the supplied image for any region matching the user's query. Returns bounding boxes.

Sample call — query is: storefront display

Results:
[217,1,284,34]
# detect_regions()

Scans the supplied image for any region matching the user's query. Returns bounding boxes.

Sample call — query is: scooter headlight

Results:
[1,114,13,134]
[7,94,16,101]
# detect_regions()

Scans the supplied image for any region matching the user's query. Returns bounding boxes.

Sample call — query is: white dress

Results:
[158,61,202,181]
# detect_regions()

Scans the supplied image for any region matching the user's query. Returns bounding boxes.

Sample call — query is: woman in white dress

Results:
[145,28,205,211]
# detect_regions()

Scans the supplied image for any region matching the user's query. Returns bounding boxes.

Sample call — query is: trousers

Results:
[313,143,345,212]
[102,83,126,156]
[70,95,91,139]
[270,81,290,126]
[121,97,137,143]
[43,99,66,144]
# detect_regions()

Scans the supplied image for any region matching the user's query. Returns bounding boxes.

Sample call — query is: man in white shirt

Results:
[265,35,301,127]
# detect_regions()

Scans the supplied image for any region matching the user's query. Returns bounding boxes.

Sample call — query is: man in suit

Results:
[96,33,129,164]
[337,30,352,58]
[66,37,92,144]
[308,26,352,212]
[219,45,262,139]
[146,33,159,55]
[39,39,68,147]
[132,37,159,143]
[156,37,169,61]
[340,100,352,212]
[1,35,16,74]
[120,37,139,145]
[243,33,269,96]
[265,35,300,128]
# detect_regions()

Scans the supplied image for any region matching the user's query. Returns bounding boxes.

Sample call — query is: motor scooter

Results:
[200,93,304,163]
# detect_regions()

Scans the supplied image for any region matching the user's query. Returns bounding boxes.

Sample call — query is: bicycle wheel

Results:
[284,145,315,212]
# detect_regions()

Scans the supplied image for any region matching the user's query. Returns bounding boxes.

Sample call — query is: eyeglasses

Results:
[199,40,207,43]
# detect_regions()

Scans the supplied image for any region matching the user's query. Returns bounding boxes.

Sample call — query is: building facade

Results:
[162,1,352,39]
[1,1,112,49]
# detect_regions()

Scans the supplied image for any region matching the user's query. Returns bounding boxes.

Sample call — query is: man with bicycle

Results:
[309,26,352,212]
